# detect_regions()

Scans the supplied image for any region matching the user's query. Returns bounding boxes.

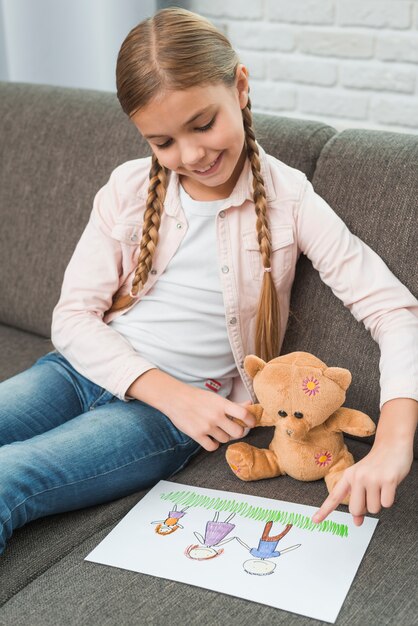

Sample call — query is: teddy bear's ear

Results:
[244,355,266,379]
[324,367,352,391]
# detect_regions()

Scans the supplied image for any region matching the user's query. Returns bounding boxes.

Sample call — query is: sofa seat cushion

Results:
[1,429,416,625]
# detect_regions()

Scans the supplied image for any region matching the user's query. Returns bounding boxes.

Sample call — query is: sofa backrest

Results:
[281,129,418,430]
[0,82,335,338]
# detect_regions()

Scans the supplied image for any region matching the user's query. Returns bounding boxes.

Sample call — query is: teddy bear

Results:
[226,351,376,503]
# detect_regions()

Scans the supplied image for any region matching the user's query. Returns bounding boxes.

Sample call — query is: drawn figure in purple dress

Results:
[151,505,189,535]
[185,512,238,560]
[237,522,301,575]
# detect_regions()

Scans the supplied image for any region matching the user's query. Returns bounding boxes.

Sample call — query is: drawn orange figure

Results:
[151,505,189,535]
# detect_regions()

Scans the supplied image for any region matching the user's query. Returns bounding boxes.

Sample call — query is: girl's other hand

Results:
[312,397,417,525]
[127,369,256,451]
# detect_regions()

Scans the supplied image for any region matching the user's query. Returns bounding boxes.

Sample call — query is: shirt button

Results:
[229,317,237,325]
[176,223,182,229]
[150,269,157,275]
[130,234,138,241]
[219,210,226,218]
[221,265,229,274]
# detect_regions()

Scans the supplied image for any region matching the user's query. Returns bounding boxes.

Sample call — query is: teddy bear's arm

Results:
[325,407,376,437]
[230,404,264,429]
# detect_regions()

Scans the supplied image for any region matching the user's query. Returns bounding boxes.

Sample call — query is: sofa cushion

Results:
[281,130,418,456]
[0,325,53,383]
[0,432,416,625]
[0,82,336,339]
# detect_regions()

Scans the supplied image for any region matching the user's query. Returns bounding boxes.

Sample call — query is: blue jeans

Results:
[0,351,201,555]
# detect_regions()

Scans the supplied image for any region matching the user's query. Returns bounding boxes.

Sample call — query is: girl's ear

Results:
[235,64,249,109]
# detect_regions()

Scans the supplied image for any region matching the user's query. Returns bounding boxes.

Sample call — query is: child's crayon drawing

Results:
[236,522,302,576]
[85,481,379,624]
[160,488,349,537]
[185,512,238,560]
[151,505,189,535]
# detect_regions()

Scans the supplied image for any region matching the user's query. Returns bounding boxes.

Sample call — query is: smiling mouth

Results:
[193,152,223,174]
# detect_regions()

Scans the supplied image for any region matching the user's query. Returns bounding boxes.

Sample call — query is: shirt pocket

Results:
[111,223,143,245]
[243,226,294,282]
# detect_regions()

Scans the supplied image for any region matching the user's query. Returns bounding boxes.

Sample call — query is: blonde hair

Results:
[109,7,280,361]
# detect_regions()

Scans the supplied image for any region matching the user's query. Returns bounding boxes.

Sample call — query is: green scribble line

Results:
[160,489,348,537]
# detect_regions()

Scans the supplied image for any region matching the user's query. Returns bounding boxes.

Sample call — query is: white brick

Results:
[228,22,295,52]
[237,49,266,79]
[376,34,418,63]
[250,80,297,111]
[372,95,418,128]
[341,62,416,93]
[299,30,374,58]
[337,0,412,29]
[191,0,263,19]
[269,56,337,86]
[299,88,369,119]
[267,0,334,25]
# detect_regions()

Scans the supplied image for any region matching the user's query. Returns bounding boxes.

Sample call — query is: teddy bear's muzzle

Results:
[281,419,310,441]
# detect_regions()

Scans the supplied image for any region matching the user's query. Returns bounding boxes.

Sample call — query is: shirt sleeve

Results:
[295,178,418,409]
[51,177,157,401]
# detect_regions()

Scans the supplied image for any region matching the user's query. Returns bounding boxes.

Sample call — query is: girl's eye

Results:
[196,116,216,132]
[154,115,216,149]
[155,139,173,150]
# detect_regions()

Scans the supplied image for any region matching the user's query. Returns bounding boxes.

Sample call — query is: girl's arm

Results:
[313,397,417,525]
[127,369,256,451]
[51,165,164,401]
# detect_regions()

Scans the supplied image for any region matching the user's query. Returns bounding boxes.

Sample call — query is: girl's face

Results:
[131,65,249,201]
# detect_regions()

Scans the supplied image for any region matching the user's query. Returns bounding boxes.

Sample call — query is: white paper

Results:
[85,481,378,623]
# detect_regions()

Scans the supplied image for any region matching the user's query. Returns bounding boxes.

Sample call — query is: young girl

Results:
[0,8,417,555]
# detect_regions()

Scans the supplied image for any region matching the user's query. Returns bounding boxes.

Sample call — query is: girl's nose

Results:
[180,143,205,168]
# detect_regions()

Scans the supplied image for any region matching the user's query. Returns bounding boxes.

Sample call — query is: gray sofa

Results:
[0,82,416,626]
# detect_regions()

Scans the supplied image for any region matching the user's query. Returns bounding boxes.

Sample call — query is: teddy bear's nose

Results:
[294,412,304,419]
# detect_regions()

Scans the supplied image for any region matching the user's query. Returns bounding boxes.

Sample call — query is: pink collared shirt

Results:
[51,145,418,408]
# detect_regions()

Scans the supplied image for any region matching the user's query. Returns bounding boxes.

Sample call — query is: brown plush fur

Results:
[226,352,376,504]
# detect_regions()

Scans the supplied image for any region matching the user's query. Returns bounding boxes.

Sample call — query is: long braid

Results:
[108,154,168,313]
[242,97,280,361]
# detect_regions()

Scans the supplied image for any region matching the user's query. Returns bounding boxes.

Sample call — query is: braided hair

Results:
[109,7,280,361]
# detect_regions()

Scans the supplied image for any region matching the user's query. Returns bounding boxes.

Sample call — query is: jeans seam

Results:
[2,439,197,528]
[89,389,113,411]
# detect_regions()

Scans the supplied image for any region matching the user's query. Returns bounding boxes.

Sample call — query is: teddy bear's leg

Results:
[324,447,355,505]
[226,443,283,481]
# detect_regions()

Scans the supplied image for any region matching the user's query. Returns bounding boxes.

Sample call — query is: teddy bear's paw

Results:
[225,443,254,481]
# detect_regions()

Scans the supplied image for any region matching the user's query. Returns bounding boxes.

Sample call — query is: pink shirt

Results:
[51,145,418,408]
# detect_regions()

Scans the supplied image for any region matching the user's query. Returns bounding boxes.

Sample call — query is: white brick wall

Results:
[190,0,418,134]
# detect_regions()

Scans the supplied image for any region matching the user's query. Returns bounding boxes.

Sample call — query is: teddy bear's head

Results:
[245,351,351,441]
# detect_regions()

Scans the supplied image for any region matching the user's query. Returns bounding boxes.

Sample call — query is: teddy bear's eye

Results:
[294,412,304,419]
[278,410,287,417]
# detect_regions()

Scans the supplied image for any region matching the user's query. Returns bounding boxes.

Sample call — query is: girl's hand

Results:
[312,397,417,525]
[127,368,256,451]
[312,439,413,526]
[166,387,256,451]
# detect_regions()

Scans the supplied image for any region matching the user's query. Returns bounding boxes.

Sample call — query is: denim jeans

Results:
[0,351,201,555]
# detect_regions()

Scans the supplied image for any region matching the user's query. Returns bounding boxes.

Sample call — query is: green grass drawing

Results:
[160,490,349,537]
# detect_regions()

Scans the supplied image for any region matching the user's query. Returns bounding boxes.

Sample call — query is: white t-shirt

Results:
[108,185,239,398]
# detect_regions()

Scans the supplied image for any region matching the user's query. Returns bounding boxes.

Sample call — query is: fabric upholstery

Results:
[281,129,418,456]
[0,82,335,339]
[0,431,416,625]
